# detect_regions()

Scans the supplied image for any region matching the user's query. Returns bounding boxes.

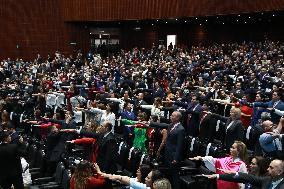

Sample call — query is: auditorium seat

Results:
[32,162,65,188]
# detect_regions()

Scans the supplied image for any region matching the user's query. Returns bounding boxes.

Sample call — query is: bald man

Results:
[212,159,284,189]
[259,118,283,158]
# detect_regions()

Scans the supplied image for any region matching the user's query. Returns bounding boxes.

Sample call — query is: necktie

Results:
[170,124,177,133]
[200,113,207,124]
[187,114,192,126]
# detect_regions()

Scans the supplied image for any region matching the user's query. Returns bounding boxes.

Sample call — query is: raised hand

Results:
[202,174,218,179]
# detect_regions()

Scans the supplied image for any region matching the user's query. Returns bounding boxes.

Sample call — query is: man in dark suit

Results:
[45,124,76,176]
[164,111,185,165]
[198,102,217,142]
[254,91,284,124]
[133,92,148,114]
[165,111,185,189]
[77,121,117,174]
[147,111,185,189]
[70,121,116,189]
[135,92,148,106]
[174,94,202,136]
[47,110,77,129]
[6,122,20,144]
[208,159,284,189]
[0,131,26,189]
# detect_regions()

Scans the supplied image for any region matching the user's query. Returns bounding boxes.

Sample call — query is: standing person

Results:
[254,91,284,124]
[148,111,185,189]
[165,111,185,189]
[208,159,284,189]
[190,141,248,189]
[258,117,283,158]
[121,101,137,144]
[249,156,270,177]
[164,111,185,165]
[175,94,202,136]
[66,121,117,174]
[65,121,116,189]
[207,107,244,151]
[198,102,217,142]
[88,103,116,133]
[0,131,26,189]
[45,125,63,176]
[239,94,253,129]
[251,92,267,127]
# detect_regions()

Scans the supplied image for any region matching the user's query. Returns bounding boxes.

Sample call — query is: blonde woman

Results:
[190,141,248,189]
[153,178,172,189]
[207,107,244,150]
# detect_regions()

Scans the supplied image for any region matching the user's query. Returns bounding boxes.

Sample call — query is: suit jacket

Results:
[164,123,185,165]
[48,118,77,129]
[10,131,20,144]
[133,99,148,114]
[0,142,26,181]
[219,172,284,189]
[80,131,117,174]
[254,100,284,124]
[199,113,217,142]
[175,101,202,136]
[46,131,62,162]
[46,131,76,162]
[212,114,244,150]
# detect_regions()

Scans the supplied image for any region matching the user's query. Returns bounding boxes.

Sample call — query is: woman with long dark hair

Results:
[70,161,105,189]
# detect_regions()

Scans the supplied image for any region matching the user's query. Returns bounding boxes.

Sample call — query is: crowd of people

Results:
[0,40,284,188]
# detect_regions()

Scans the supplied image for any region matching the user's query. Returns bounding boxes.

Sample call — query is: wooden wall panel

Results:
[1,0,284,60]
[0,0,71,60]
[61,0,284,21]
[118,16,284,50]
[0,0,93,60]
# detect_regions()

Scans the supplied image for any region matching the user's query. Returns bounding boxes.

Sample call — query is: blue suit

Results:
[175,101,202,136]
[254,100,284,124]
[165,123,185,165]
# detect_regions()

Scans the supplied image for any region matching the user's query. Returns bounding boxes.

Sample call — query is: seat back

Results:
[28,144,38,168]
[125,148,142,175]
[244,126,259,151]
[61,169,71,189]
[116,141,129,170]
[54,162,65,184]
[34,149,45,168]
[186,137,202,158]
